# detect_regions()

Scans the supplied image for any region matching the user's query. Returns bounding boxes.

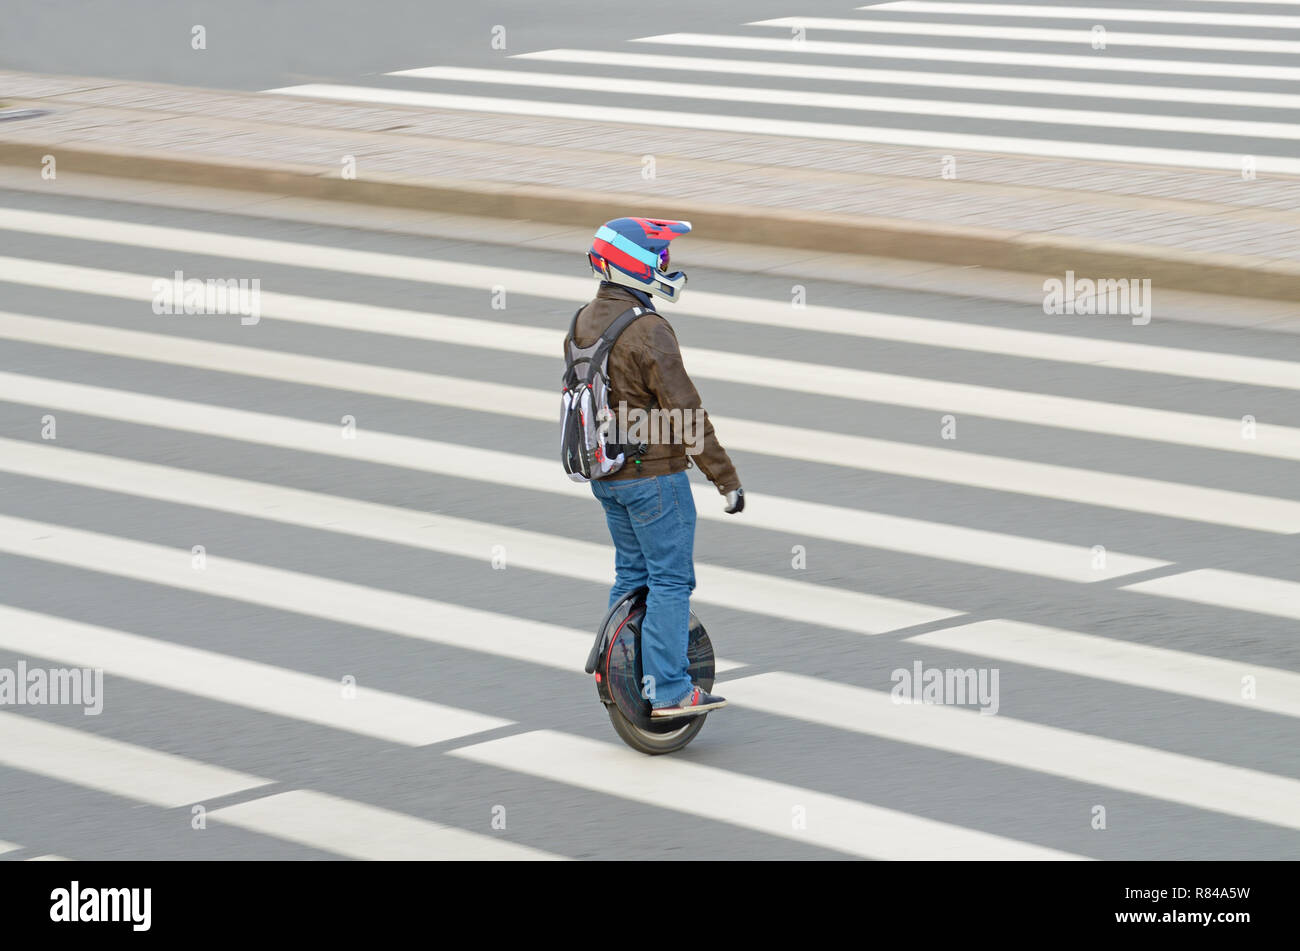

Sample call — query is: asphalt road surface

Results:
[0,182,1298,859]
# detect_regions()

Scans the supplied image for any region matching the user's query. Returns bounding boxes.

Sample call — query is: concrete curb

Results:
[2,139,1297,302]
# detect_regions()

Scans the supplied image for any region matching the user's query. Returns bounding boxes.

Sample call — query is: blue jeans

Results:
[591,471,697,708]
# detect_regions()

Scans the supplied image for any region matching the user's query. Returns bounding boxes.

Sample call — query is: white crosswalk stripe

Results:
[388,66,1300,141]
[752,16,1300,54]
[1123,570,1300,621]
[720,672,1300,831]
[984,0,1300,5]
[515,49,1300,110]
[0,842,72,861]
[868,2,1300,29]
[449,730,1086,859]
[0,712,271,808]
[207,791,561,860]
[635,32,1300,82]
[0,604,512,746]
[2,186,1299,859]
[907,619,1300,718]
[0,715,558,859]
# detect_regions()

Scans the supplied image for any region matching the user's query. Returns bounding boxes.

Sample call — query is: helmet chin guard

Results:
[587,217,692,303]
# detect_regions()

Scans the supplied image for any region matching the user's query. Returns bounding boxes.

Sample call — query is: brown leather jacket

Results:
[569,284,740,494]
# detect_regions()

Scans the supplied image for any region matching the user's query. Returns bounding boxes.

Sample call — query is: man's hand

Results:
[724,487,745,514]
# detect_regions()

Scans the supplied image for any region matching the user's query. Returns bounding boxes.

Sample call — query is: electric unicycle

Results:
[584,586,716,755]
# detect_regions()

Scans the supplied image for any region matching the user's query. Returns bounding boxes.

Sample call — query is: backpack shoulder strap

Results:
[565,305,648,384]
[587,306,649,380]
[595,305,649,353]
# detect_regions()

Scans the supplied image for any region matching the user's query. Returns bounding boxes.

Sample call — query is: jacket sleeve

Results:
[640,318,741,494]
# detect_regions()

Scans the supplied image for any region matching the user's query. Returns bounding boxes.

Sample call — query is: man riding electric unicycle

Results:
[563,217,745,754]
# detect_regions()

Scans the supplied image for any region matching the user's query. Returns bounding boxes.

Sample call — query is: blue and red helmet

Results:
[588,217,692,303]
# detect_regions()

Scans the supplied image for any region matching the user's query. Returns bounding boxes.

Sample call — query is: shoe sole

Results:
[650,700,728,719]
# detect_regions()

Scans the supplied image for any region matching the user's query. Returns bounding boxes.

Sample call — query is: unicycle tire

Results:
[590,587,717,756]
[605,703,709,755]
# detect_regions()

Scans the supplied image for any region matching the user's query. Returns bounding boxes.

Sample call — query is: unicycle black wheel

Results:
[587,588,717,756]
[605,702,709,756]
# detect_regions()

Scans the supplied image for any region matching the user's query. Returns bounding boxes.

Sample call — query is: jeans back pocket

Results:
[616,476,664,524]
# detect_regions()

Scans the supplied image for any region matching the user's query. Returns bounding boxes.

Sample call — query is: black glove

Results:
[724,487,745,514]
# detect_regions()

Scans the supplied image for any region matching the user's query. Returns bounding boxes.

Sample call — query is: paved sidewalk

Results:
[1,70,1298,299]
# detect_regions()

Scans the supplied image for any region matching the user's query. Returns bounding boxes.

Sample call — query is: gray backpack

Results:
[561,305,650,482]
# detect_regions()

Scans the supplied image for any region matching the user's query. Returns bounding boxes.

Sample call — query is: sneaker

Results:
[650,685,727,719]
